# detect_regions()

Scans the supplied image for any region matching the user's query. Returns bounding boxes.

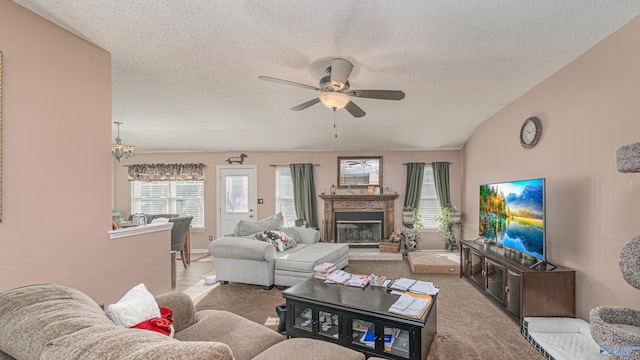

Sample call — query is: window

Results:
[418,167,440,229]
[131,181,204,228]
[275,167,297,227]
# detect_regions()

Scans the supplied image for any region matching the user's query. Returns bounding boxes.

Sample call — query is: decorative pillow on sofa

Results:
[107,283,160,327]
[275,227,302,243]
[252,230,296,251]
[106,283,174,337]
[234,213,283,237]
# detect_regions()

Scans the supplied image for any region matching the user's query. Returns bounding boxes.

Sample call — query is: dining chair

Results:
[169,216,193,269]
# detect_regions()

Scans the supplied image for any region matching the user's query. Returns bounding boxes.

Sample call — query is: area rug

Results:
[408,251,460,275]
[195,260,543,360]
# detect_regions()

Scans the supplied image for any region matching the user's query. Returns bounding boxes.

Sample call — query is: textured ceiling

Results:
[13,1,640,152]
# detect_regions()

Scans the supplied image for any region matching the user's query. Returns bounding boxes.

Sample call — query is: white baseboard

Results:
[189,249,210,254]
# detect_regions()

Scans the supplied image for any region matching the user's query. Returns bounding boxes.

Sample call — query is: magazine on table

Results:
[388,292,432,319]
[345,274,375,288]
[388,277,416,291]
[313,262,336,273]
[369,275,387,287]
[407,281,440,296]
[324,270,351,284]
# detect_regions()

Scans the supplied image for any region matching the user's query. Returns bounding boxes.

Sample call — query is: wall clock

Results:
[520,116,542,149]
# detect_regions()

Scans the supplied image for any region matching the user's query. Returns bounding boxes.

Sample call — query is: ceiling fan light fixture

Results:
[319,92,350,110]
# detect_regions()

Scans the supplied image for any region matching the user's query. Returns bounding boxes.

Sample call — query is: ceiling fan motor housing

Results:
[320,75,349,92]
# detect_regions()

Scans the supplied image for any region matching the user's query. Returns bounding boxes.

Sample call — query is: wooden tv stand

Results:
[460,240,575,326]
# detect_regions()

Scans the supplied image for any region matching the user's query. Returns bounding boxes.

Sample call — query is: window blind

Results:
[131,181,204,228]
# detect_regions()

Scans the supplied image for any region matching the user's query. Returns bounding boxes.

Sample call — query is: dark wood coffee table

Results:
[283,278,437,360]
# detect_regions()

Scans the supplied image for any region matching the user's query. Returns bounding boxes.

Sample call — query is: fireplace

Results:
[318,194,399,243]
[335,212,384,243]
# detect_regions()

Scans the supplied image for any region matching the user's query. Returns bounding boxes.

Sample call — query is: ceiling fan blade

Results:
[290,98,321,111]
[330,58,354,90]
[344,101,366,118]
[347,90,406,100]
[258,76,321,91]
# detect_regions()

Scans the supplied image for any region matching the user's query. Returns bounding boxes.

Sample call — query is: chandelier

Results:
[112,121,135,161]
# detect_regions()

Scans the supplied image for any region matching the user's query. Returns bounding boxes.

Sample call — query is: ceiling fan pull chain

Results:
[333,109,338,138]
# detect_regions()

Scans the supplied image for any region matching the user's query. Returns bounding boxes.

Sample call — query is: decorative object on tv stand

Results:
[378,230,401,253]
[111,121,135,162]
[590,142,640,357]
[225,153,247,164]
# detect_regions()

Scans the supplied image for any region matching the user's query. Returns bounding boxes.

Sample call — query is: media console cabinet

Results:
[460,240,575,326]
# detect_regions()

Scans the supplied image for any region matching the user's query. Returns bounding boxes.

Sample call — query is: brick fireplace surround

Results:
[319,194,399,243]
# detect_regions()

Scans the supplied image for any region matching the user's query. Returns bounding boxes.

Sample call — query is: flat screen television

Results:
[479,178,545,261]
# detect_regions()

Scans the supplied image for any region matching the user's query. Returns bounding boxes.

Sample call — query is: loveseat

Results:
[209,213,349,288]
[0,284,367,360]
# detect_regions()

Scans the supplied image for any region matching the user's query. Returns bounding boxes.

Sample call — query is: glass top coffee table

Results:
[283,278,437,360]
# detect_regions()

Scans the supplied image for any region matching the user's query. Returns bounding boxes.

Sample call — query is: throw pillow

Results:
[276,227,302,243]
[252,231,273,243]
[234,212,284,237]
[268,231,297,252]
[252,230,296,251]
[106,283,161,328]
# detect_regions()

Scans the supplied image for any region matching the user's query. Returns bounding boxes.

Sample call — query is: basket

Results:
[378,241,401,253]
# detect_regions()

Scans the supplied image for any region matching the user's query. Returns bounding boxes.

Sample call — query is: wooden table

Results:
[283,278,437,360]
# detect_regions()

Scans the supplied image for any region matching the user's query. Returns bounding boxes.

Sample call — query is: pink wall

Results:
[113,150,462,250]
[0,1,171,306]
[462,17,640,319]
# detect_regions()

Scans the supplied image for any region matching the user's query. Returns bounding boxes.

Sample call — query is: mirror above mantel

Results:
[337,156,382,188]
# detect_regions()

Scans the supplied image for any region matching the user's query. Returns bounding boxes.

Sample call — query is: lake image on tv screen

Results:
[479,179,544,259]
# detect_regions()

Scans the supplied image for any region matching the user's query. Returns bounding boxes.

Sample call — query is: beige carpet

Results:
[195,260,543,360]
[408,251,460,275]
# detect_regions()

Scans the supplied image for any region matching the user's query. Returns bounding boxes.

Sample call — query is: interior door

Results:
[218,166,257,237]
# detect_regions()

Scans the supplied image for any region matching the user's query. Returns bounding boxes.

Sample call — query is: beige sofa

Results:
[0,284,366,360]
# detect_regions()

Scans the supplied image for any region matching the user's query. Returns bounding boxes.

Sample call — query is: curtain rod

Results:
[402,162,452,165]
[122,164,207,167]
[269,164,321,167]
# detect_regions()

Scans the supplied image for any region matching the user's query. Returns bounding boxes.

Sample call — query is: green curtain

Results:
[403,162,425,210]
[432,162,450,208]
[289,163,318,228]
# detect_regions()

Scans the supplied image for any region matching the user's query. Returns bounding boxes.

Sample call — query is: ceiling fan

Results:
[259,58,405,118]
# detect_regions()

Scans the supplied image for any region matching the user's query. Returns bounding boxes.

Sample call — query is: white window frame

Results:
[275,166,297,227]
[131,181,205,228]
[418,166,440,230]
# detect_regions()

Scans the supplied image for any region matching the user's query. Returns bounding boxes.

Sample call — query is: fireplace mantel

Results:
[319,194,399,243]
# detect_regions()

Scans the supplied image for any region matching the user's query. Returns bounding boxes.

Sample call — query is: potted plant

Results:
[402,206,415,223]
[435,205,458,252]
[378,230,402,253]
